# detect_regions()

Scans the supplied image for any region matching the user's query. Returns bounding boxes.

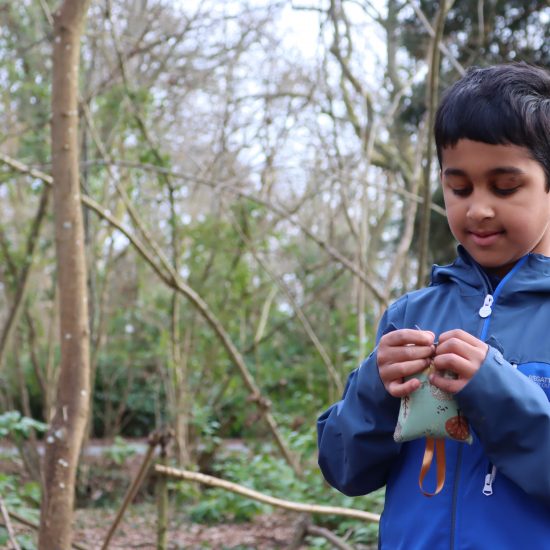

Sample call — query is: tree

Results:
[39,0,91,548]
[0,3,549,544]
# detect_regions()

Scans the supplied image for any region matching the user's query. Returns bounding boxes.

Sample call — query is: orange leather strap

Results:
[419,437,446,497]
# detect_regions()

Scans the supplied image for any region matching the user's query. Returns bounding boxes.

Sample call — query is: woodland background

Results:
[0,0,549,548]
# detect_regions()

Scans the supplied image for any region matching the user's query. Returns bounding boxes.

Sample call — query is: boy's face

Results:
[441,139,550,277]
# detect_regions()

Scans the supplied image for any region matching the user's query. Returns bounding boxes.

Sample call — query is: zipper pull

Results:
[483,474,494,496]
[479,294,494,318]
[483,464,497,496]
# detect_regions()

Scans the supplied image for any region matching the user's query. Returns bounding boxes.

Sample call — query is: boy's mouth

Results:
[468,230,504,246]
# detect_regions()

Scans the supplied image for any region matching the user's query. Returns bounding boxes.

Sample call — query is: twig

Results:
[76,158,389,303]
[5,510,38,531]
[38,0,54,26]
[406,0,465,75]
[0,152,302,475]
[0,186,50,372]
[80,158,446,216]
[3,508,89,550]
[100,434,158,550]
[306,525,355,550]
[154,465,381,523]
[156,433,171,550]
[228,211,344,394]
[86,93,304,473]
[0,495,21,550]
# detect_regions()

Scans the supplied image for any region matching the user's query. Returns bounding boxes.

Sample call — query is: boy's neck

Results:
[481,267,502,292]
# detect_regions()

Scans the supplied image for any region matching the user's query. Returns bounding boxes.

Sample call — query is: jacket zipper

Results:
[482,361,518,496]
[477,259,528,496]
[483,463,497,496]
[451,256,529,547]
[479,256,528,341]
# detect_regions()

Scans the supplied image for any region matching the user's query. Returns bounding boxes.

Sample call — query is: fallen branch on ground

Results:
[154,464,381,523]
[0,494,21,550]
[307,524,355,550]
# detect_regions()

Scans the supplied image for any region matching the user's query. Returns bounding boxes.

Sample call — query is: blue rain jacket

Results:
[317,247,550,549]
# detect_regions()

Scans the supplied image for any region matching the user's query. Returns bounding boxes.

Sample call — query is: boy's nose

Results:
[466,199,494,221]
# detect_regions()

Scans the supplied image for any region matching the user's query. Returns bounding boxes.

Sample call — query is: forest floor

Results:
[71,505,303,549]
[2,439,328,549]
[10,504,308,549]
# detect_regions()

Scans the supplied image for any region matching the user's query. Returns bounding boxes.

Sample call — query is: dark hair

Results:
[435,62,550,190]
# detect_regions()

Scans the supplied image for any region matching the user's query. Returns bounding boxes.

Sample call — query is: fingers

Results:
[438,329,484,348]
[377,329,436,397]
[379,357,430,398]
[382,358,431,382]
[379,330,489,396]
[378,330,435,365]
[434,333,487,366]
[429,374,463,394]
[387,377,421,398]
[430,331,488,393]
[381,329,435,347]
[378,344,434,366]
[430,355,471,393]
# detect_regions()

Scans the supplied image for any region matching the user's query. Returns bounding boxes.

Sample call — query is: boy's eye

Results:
[451,187,471,197]
[493,186,520,196]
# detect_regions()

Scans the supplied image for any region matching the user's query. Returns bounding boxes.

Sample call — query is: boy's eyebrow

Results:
[443,166,526,177]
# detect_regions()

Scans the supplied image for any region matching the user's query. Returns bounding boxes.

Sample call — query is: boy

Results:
[317,62,550,549]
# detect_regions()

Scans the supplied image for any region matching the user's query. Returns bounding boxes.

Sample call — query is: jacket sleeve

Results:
[456,345,550,505]
[317,302,406,496]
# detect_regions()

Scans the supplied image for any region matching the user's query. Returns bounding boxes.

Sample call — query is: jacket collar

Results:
[431,245,550,295]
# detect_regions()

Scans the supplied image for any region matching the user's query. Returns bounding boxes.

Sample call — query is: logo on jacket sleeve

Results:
[517,362,550,399]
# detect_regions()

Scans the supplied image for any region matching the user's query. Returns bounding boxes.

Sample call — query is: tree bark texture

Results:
[416,0,449,287]
[39,1,91,548]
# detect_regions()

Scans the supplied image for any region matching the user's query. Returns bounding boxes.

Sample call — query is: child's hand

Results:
[377,329,436,398]
[431,329,488,393]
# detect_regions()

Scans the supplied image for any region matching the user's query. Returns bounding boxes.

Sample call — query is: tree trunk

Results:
[168,182,192,466]
[416,0,450,287]
[39,1,91,548]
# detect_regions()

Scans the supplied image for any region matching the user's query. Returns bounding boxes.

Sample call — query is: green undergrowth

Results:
[0,473,40,549]
[171,427,384,548]
[0,427,384,548]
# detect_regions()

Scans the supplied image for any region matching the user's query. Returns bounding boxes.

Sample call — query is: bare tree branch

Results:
[228,210,344,394]
[155,464,381,523]
[306,525,355,550]
[0,152,302,476]
[406,0,466,75]
[417,0,452,286]
[0,187,50,372]
[0,494,21,550]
